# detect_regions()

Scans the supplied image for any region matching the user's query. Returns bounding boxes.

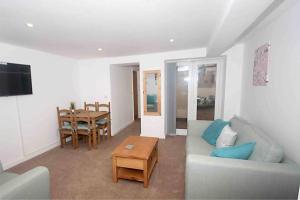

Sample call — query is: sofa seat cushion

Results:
[230,117,284,163]
[0,172,18,186]
[187,136,214,155]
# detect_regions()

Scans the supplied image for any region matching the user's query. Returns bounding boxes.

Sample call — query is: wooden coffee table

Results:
[112,136,158,187]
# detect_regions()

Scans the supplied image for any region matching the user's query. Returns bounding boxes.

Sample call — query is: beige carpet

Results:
[8,120,186,199]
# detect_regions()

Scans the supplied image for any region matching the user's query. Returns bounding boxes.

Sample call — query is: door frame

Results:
[165,56,226,135]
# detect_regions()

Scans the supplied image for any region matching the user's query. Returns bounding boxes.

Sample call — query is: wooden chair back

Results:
[56,107,73,129]
[73,112,92,130]
[98,102,111,113]
[84,102,99,112]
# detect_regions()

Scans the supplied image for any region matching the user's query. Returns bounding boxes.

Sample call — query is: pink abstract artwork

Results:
[253,43,270,86]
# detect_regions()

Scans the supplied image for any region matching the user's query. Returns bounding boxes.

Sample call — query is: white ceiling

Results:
[0,0,276,59]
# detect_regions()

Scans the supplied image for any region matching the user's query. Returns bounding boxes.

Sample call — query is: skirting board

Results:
[176,129,187,136]
[4,141,60,170]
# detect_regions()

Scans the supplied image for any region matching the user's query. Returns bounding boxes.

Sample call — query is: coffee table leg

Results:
[156,144,158,163]
[143,160,148,188]
[112,157,118,182]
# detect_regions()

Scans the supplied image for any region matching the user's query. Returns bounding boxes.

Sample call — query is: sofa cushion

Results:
[230,117,284,163]
[187,135,213,155]
[216,125,237,148]
[202,119,230,146]
[211,142,256,160]
[0,172,18,186]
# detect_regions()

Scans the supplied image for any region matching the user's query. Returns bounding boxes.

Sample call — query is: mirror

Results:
[143,70,161,115]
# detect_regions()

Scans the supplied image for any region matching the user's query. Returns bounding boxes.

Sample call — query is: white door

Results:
[176,57,225,135]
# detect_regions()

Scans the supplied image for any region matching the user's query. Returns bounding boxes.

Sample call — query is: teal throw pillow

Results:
[210,142,256,160]
[202,119,230,145]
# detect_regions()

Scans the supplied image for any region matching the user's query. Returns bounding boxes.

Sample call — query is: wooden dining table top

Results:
[75,111,109,118]
[62,111,110,119]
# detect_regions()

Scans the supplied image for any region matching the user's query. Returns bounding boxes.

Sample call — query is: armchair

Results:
[0,161,50,199]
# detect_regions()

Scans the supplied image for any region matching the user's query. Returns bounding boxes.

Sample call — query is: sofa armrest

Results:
[186,154,300,199]
[0,166,50,200]
[187,120,212,137]
[0,161,3,173]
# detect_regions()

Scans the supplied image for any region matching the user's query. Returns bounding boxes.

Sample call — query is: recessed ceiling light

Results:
[169,38,175,43]
[97,48,103,51]
[26,23,34,28]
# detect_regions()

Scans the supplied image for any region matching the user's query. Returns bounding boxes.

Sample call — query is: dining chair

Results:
[56,107,76,149]
[96,102,111,140]
[73,112,94,150]
[84,102,99,112]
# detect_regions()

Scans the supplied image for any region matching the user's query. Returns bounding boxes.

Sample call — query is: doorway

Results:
[132,70,140,120]
[110,63,140,135]
[165,57,225,135]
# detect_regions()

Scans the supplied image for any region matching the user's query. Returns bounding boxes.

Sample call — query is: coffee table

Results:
[112,136,159,187]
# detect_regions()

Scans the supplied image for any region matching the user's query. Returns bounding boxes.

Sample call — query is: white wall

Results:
[76,48,207,138]
[110,65,135,135]
[222,44,244,120]
[76,59,111,105]
[240,1,300,164]
[0,42,79,169]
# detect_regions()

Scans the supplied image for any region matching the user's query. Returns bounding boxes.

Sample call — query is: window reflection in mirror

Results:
[144,70,161,115]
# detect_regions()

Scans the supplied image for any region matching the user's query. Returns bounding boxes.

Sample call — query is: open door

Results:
[133,70,138,120]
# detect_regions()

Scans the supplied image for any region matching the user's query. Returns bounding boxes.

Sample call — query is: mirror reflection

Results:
[146,73,158,112]
[144,70,161,115]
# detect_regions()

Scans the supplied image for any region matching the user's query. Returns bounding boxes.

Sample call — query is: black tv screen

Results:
[0,62,33,96]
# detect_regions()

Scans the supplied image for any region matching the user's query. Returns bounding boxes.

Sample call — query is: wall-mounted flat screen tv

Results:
[0,62,33,96]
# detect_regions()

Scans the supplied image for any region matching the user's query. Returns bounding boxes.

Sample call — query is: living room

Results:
[1,0,300,199]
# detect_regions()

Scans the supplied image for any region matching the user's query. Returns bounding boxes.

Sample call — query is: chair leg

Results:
[72,132,77,149]
[88,134,92,150]
[76,134,79,148]
[97,130,101,144]
[106,124,111,139]
[60,133,64,148]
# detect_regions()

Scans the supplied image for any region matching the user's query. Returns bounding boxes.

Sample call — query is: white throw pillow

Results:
[216,125,238,148]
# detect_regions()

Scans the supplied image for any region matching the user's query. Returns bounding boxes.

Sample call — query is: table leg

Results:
[143,160,148,188]
[112,157,118,182]
[92,119,97,149]
[93,130,97,149]
[156,144,158,163]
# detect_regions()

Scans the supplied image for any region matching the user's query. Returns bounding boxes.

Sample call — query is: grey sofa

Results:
[0,161,50,199]
[186,117,300,199]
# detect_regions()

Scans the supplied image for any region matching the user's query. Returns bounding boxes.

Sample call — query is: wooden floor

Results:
[8,120,186,199]
[176,107,214,130]
[176,118,188,129]
[197,107,214,120]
